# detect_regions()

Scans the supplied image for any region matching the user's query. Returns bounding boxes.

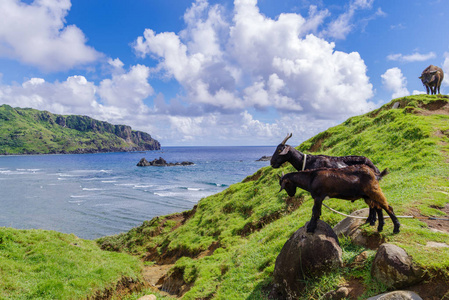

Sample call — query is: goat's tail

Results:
[377,168,389,181]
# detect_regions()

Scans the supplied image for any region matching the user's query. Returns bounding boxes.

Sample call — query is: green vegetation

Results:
[0,228,142,299]
[0,105,160,154]
[99,95,449,299]
[1,95,449,299]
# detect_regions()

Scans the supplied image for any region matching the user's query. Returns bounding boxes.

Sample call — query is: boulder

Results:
[371,244,425,289]
[271,220,343,299]
[367,290,423,300]
[333,208,385,249]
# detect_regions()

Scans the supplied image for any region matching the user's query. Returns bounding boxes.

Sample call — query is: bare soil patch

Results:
[410,203,449,234]
[414,99,449,116]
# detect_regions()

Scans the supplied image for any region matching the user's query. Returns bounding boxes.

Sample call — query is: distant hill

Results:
[0,105,160,154]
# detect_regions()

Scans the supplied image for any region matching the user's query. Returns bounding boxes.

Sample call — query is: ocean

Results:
[0,146,274,239]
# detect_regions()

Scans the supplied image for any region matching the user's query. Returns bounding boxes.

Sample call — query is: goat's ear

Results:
[279,146,290,155]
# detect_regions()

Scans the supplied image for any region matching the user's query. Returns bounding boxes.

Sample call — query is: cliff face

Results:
[0,105,160,154]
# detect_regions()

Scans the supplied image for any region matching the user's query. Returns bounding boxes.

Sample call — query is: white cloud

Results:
[134,0,375,120]
[98,64,154,111]
[324,0,375,40]
[381,67,410,98]
[0,0,101,71]
[443,52,449,86]
[387,52,436,62]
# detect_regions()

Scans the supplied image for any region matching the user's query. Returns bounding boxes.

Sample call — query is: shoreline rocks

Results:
[256,155,272,161]
[137,157,194,167]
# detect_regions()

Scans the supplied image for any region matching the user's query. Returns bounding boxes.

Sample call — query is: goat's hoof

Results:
[366,219,376,226]
[377,227,384,232]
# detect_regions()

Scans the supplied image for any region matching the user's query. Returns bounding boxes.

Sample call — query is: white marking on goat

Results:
[302,154,307,171]
[336,162,346,168]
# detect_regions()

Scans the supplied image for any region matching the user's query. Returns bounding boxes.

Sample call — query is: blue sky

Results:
[0,0,448,146]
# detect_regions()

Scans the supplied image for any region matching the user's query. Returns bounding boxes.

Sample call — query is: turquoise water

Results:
[0,146,274,239]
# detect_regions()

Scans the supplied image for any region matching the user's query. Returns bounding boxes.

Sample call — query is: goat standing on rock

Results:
[271,133,388,226]
[278,165,400,234]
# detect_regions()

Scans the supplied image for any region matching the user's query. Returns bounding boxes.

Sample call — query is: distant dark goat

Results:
[419,65,444,95]
[271,133,388,225]
[278,165,400,234]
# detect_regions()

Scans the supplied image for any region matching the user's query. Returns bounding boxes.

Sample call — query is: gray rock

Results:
[333,208,384,249]
[371,244,425,289]
[333,208,369,237]
[271,220,342,299]
[137,157,194,167]
[256,155,272,161]
[367,290,423,300]
[323,286,350,300]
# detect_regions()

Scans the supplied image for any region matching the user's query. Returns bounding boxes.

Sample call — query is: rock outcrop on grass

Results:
[371,243,425,289]
[271,220,343,299]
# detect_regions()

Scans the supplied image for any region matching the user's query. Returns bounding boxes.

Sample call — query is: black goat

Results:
[271,133,388,225]
[278,165,400,234]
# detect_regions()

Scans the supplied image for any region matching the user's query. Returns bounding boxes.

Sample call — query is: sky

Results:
[0,0,448,146]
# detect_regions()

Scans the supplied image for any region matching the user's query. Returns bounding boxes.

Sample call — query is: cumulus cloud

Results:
[0,63,153,121]
[443,52,449,86]
[0,0,380,146]
[324,0,376,40]
[0,0,101,71]
[134,0,375,120]
[387,52,436,62]
[381,67,410,98]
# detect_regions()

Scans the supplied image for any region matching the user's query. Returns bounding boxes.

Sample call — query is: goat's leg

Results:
[364,199,377,226]
[306,197,323,233]
[369,193,401,234]
[385,205,400,234]
[376,208,384,232]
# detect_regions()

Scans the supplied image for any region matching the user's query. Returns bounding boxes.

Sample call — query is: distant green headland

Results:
[0,104,160,154]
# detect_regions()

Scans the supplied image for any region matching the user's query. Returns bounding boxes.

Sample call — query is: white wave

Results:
[187,187,202,191]
[154,191,179,197]
[101,180,117,183]
[133,185,153,188]
[82,188,104,191]
[68,199,85,203]
[114,183,137,187]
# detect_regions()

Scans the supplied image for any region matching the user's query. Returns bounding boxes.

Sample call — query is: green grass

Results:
[2,95,449,299]
[98,95,449,299]
[0,228,142,299]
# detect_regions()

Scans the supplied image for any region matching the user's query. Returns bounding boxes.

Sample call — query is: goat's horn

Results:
[281,133,293,145]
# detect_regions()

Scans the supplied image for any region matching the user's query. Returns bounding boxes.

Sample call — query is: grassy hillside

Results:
[99,95,449,299]
[0,228,142,299]
[0,105,160,154]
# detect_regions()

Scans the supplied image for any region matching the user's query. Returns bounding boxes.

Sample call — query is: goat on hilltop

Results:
[419,65,444,95]
[278,165,400,234]
[271,133,388,225]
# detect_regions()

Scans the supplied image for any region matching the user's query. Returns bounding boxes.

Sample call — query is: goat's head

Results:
[270,133,293,168]
[419,71,437,85]
[278,173,297,197]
